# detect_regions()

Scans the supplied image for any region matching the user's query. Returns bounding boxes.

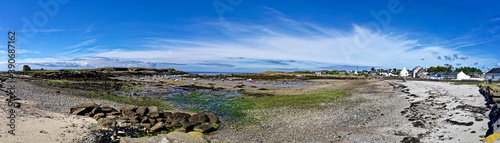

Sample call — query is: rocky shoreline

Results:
[1,70,491,142]
[389,80,489,142]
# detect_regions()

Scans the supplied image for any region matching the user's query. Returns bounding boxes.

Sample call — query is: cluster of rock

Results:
[30,71,109,80]
[478,84,500,137]
[69,103,219,134]
[27,67,187,80]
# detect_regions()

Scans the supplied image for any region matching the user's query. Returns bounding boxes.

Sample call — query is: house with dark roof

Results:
[448,71,470,80]
[428,71,470,80]
[468,72,484,78]
[337,70,347,74]
[485,68,500,81]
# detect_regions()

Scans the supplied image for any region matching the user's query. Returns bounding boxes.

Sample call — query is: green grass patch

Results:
[451,81,484,85]
[292,71,315,74]
[120,87,140,91]
[241,90,348,109]
[46,79,71,83]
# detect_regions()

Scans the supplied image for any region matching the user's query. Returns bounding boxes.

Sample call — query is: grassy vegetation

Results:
[46,79,71,83]
[120,87,140,91]
[240,90,348,109]
[292,71,315,74]
[450,81,485,85]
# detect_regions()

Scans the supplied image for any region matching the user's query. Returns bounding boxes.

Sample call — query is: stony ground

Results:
[1,77,488,143]
[394,80,489,142]
[0,79,125,142]
[208,79,416,142]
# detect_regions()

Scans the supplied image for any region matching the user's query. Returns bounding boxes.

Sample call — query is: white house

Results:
[379,70,393,76]
[349,70,358,75]
[428,71,470,80]
[485,68,500,81]
[452,71,470,80]
[399,67,409,76]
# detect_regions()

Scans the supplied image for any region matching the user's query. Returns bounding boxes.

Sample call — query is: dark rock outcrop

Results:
[69,103,220,135]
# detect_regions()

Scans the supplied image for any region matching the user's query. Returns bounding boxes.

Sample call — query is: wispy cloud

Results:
[16,57,185,69]
[17,28,64,33]
[197,62,235,67]
[91,20,494,70]
[0,49,41,54]
[15,14,498,71]
[67,39,96,49]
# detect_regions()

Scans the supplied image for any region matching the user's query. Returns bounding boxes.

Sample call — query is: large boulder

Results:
[189,113,209,123]
[101,106,118,113]
[150,122,164,132]
[136,106,148,116]
[71,103,99,111]
[180,120,197,129]
[147,106,159,118]
[159,111,172,118]
[194,122,214,133]
[140,117,151,123]
[72,108,87,115]
[98,118,116,128]
[93,113,106,120]
[168,112,191,122]
[70,103,100,115]
[120,105,138,112]
[122,110,137,119]
[205,113,218,123]
[107,111,121,116]
[91,107,102,114]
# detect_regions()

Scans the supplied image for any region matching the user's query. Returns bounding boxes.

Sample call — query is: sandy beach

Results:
[393,80,489,142]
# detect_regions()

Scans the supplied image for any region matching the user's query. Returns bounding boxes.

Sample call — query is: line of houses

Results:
[315,67,500,81]
[398,67,500,81]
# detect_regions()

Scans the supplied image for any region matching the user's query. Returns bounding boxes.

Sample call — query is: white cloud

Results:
[0,49,41,54]
[67,39,96,49]
[88,22,494,71]
[11,15,498,71]
[18,28,64,33]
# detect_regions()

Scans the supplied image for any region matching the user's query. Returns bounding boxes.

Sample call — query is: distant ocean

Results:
[185,71,252,75]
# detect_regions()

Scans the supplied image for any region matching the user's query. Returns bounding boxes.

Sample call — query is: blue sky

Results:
[1,0,499,72]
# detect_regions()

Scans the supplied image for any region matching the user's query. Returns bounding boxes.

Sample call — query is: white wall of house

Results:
[456,72,470,80]
[486,73,500,81]
[399,67,409,76]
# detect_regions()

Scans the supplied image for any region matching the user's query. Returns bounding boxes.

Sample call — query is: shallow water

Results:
[116,87,245,121]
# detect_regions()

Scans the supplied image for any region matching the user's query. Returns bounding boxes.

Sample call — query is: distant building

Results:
[412,66,428,78]
[468,72,484,78]
[337,70,347,74]
[428,71,470,80]
[485,68,500,81]
[399,67,409,76]
[349,70,358,75]
[450,71,470,80]
[428,72,443,80]
[378,70,392,76]
[315,71,327,75]
[368,70,377,76]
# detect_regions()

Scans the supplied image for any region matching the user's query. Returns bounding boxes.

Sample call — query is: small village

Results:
[315,66,500,81]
